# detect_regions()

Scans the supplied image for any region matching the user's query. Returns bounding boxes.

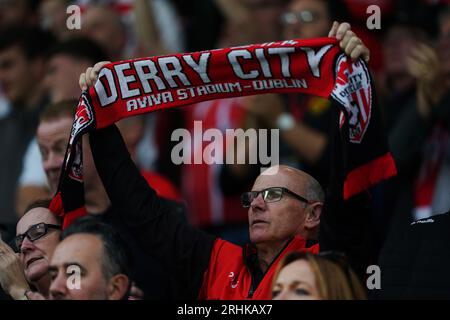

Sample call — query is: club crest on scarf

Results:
[65,92,95,181]
[68,140,83,182]
[331,54,372,144]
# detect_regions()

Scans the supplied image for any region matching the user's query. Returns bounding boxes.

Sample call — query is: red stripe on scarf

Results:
[49,192,64,217]
[49,191,88,229]
[344,152,397,199]
[61,207,88,230]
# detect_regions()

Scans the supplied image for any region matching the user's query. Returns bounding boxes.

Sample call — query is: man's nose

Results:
[20,236,35,254]
[50,272,67,300]
[250,193,266,211]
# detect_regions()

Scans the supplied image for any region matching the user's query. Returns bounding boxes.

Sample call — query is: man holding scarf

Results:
[48,22,395,299]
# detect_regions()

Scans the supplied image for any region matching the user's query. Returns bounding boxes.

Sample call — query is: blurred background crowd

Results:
[1,0,450,299]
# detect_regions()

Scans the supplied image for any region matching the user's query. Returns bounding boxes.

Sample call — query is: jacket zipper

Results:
[246,237,294,298]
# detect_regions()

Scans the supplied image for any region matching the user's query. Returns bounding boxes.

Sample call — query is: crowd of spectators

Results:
[1,0,450,300]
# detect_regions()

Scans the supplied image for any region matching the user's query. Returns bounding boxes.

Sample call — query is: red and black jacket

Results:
[199,237,319,299]
[90,124,372,299]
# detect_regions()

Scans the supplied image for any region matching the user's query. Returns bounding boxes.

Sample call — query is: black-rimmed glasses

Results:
[13,223,61,253]
[241,187,312,208]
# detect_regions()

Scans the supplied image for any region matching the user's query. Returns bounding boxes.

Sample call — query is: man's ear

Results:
[106,274,130,300]
[305,202,322,229]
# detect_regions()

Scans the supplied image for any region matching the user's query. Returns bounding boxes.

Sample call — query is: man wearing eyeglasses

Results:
[0,199,61,300]
[1,207,132,300]
[78,22,368,299]
[282,0,334,40]
[1,100,177,300]
[88,122,325,299]
[243,165,324,271]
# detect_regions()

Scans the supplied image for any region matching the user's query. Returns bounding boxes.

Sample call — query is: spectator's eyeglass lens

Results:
[241,187,285,208]
[281,10,319,25]
[242,187,312,208]
[13,223,61,252]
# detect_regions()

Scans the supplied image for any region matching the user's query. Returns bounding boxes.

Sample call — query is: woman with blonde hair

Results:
[272,251,367,300]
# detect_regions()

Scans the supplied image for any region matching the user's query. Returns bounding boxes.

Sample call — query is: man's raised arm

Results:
[81,62,216,298]
[89,125,215,298]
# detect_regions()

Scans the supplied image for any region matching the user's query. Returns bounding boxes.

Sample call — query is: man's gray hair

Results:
[305,177,325,203]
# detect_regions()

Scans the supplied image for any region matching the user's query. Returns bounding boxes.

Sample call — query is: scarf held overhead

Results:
[50,37,397,228]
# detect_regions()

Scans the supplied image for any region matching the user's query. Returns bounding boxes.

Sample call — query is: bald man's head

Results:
[259,165,324,203]
[248,165,324,245]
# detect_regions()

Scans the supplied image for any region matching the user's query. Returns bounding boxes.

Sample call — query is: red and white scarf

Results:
[49,37,397,228]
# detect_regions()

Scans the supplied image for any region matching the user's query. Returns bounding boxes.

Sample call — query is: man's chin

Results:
[249,232,270,245]
[51,296,70,300]
[250,223,269,236]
